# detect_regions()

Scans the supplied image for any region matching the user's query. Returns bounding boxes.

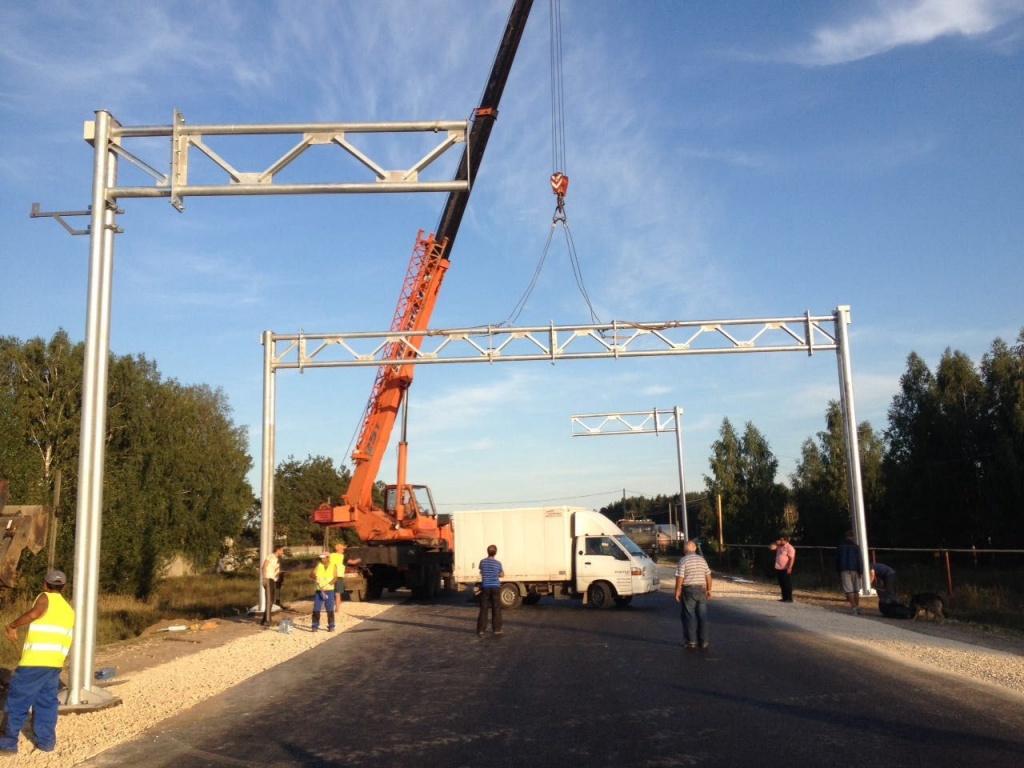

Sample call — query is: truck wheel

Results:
[344,576,366,603]
[588,581,614,609]
[366,578,383,601]
[499,583,523,610]
[614,595,633,607]
[424,567,440,600]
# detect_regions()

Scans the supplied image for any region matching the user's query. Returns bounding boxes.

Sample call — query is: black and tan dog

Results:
[909,592,946,622]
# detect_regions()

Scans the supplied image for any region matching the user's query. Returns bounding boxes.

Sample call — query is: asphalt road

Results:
[81,580,1024,768]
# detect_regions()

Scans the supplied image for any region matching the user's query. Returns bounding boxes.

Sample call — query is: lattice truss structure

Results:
[86,110,471,211]
[266,313,842,371]
[570,409,680,437]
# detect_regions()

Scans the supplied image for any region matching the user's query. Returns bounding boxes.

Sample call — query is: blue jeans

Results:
[312,590,336,630]
[0,666,62,752]
[681,587,708,646]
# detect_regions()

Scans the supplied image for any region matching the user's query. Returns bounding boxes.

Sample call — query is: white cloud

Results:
[794,0,1024,66]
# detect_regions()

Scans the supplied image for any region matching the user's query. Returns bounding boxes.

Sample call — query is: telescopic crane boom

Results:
[313,1,534,589]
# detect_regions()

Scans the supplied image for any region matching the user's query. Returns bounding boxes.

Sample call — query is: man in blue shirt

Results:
[871,562,897,601]
[477,545,505,636]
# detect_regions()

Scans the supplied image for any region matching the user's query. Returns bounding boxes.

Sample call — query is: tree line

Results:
[1,331,253,597]
[603,328,1024,550]
[4,327,1022,599]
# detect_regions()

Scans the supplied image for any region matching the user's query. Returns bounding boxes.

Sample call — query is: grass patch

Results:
[0,565,320,671]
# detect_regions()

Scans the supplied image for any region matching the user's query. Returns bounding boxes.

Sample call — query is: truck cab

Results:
[575,524,659,608]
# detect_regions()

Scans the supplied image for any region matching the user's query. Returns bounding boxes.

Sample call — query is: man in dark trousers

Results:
[871,562,898,602]
[1,571,76,755]
[261,545,285,626]
[769,534,796,602]
[674,540,713,650]
[476,545,505,636]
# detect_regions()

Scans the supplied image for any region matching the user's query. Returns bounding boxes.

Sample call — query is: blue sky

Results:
[2,1,1022,516]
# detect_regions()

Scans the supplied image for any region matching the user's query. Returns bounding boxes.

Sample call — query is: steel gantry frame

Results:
[44,109,872,710]
[570,407,690,542]
[44,109,470,709]
[260,307,872,600]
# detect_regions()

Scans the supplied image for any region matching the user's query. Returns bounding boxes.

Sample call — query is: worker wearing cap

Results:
[310,553,336,632]
[329,542,363,625]
[329,542,347,613]
[1,570,76,755]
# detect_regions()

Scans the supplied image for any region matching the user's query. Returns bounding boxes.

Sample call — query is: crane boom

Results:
[314,0,535,550]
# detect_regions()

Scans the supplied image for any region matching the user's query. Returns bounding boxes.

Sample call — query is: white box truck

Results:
[453,506,660,609]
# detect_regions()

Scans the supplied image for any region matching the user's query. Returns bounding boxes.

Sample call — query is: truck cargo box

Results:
[453,506,593,583]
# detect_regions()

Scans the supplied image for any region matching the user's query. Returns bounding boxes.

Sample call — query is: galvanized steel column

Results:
[68,111,119,706]
[259,331,277,613]
[674,407,690,542]
[834,306,872,595]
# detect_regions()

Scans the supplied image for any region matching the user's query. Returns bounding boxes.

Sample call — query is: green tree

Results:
[704,418,747,543]
[884,347,997,547]
[883,352,939,544]
[791,401,885,545]
[741,422,787,543]
[704,418,785,544]
[101,354,254,595]
[0,331,82,504]
[979,330,1024,546]
[932,349,987,544]
[272,455,351,546]
[0,332,255,597]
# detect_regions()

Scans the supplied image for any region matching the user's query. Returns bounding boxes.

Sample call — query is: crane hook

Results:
[550,172,569,221]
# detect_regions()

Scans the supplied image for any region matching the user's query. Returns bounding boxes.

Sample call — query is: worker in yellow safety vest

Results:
[328,541,362,625]
[329,542,347,629]
[1,570,76,755]
[310,552,336,632]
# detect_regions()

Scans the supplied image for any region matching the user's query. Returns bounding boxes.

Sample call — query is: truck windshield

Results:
[616,535,646,557]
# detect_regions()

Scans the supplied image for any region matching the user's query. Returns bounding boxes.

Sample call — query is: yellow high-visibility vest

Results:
[314,562,334,591]
[20,592,75,668]
[329,552,346,579]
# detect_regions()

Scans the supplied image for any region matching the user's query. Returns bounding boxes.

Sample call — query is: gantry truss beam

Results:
[266,312,840,371]
[570,409,679,436]
[570,407,691,541]
[83,110,471,211]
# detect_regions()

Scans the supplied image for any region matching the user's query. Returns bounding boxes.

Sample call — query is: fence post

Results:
[944,550,954,602]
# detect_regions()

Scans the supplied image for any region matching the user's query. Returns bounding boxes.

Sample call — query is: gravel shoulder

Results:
[707,572,1024,700]
[8,575,1024,766]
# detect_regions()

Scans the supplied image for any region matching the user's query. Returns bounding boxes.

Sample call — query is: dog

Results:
[909,592,946,622]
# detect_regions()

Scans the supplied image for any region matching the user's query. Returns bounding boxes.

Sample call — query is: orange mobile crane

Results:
[313,0,535,600]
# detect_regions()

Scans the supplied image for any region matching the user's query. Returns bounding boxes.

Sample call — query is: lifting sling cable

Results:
[550,0,567,193]
[502,0,601,326]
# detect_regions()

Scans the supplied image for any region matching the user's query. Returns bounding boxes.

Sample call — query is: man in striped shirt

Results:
[674,541,713,650]
[476,545,505,636]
